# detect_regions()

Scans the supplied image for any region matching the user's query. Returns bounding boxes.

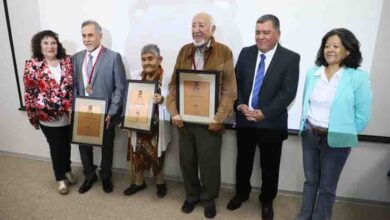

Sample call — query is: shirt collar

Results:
[87,45,102,58]
[316,66,343,81]
[187,37,216,57]
[34,58,45,68]
[314,66,324,76]
[258,43,278,59]
[140,67,164,81]
[35,58,58,69]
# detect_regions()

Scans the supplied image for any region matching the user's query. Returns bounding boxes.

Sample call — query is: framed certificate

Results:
[176,69,220,124]
[71,96,107,146]
[122,80,157,132]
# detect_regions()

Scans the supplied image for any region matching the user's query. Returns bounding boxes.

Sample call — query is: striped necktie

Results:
[251,54,266,109]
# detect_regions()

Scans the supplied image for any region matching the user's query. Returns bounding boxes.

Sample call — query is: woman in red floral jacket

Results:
[23,30,77,194]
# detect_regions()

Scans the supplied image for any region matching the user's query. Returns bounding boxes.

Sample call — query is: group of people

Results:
[23,12,372,220]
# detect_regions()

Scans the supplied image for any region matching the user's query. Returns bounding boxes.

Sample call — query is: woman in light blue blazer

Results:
[296,28,372,220]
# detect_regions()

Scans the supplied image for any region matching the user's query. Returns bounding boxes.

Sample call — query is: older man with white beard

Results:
[166,12,237,219]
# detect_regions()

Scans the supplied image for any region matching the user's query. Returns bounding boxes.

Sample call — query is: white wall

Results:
[1,0,389,203]
[7,0,387,133]
[366,0,390,137]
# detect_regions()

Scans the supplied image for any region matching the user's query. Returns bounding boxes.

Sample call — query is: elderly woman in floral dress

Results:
[123,44,172,198]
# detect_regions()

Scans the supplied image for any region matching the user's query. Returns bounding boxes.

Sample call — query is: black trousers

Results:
[235,128,283,203]
[79,126,115,181]
[40,124,72,181]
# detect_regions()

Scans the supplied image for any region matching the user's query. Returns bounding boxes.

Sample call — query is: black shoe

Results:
[227,195,249,210]
[204,204,216,219]
[181,199,199,214]
[261,202,274,220]
[78,174,98,194]
[102,179,113,193]
[156,183,167,198]
[123,182,147,196]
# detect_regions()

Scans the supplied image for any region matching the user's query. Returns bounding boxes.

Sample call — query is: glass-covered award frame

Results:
[176,69,220,124]
[71,96,108,146]
[121,80,157,133]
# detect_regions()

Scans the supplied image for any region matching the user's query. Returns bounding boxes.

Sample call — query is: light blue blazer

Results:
[299,66,372,147]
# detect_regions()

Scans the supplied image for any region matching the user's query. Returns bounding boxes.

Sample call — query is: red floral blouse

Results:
[23,56,73,126]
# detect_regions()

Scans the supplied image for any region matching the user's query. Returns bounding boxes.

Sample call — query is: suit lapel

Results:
[39,61,54,85]
[262,44,281,86]
[77,51,87,95]
[91,47,106,86]
[247,46,259,87]
[305,71,320,104]
[333,68,353,102]
[59,58,66,86]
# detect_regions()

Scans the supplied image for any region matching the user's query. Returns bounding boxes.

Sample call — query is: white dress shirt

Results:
[49,63,62,84]
[82,45,102,96]
[248,44,277,110]
[307,66,343,128]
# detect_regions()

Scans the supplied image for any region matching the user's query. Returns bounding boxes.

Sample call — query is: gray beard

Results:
[193,40,207,47]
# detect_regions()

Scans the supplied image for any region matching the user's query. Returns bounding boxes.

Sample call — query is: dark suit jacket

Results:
[235,44,300,141]
[72,47,127,125]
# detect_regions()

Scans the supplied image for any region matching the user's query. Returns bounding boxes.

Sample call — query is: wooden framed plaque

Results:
[122,80,157,132]
[71,96,107,146]
[176,69,220,124]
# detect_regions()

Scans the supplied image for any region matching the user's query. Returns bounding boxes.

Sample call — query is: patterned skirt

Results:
[127,131,165,176]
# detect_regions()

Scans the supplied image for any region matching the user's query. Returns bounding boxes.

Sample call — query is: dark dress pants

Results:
[79,126,115,181]
[178,125,222,206]
[40,124,72,181]
[235,128,283,203]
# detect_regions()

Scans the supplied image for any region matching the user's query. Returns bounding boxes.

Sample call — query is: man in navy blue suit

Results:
[227,14,300,220]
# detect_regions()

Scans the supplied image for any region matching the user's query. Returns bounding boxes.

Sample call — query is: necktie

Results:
[86,54,93,78]
[251,54,266,109]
